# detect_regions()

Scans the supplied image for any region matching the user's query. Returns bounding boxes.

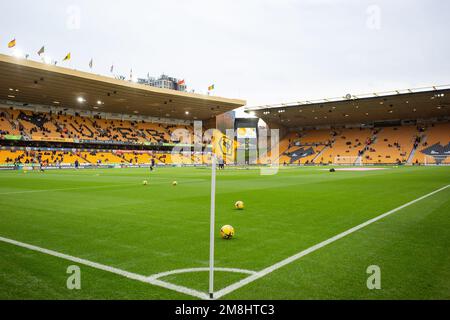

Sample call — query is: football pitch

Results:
[0,165,449,300]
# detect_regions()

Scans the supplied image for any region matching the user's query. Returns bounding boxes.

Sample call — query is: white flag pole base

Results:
[209,153,217,298]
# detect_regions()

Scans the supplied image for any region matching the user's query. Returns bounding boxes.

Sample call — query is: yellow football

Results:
[172,181,178,186]
[235,201,244,210]
[220,225,235,239]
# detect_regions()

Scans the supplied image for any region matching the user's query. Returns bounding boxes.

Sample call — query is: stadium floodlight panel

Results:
[12,49,24,58]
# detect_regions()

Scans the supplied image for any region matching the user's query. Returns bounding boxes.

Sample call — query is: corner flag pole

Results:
[209,153,216,299]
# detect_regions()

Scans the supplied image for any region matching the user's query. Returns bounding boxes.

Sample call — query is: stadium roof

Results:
[246,85,450,127]
[0,54,246,120]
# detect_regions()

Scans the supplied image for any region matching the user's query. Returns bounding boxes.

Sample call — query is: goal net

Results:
[333,156,362,166]
[423,155,450,166]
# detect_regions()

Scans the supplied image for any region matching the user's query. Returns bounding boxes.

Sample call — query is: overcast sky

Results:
[0,0,449,109]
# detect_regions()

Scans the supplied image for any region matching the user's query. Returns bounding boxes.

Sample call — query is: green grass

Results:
[0,165,449,299]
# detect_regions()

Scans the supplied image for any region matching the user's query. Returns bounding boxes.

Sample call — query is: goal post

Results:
[333,156,362,166]
[423,155,449,166]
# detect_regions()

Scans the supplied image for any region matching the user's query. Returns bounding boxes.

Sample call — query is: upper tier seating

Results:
[0,110,22,136]
[0,107,194,145]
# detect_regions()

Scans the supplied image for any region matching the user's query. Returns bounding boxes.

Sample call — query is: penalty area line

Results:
[0,236,209,300]
[214,184,450,299]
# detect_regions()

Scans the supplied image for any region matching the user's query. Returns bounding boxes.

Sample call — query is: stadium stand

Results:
[5,113,448,167]
[0,105,205,166]
[0,110,21,136]
[274,128,375,165]
[279,130,334,165]
[363,126,420,164]
[80,151,125,164]
[1,86,449,167]
[2,101,449,166]
[1,54,449,168]
[260,122,450,166]
[412,122,450,164]
[318,128,375,164]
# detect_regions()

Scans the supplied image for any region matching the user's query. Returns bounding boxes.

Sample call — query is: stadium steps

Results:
[15,119,34,138]
[407,134,427,165]
[406,146,417,165]
[359,129,380,164]
[2,109,14,123]
[115,152,129,163]
[12,119,30,139]
[49,117,63,135]
[311,145,329,164]
[78,153,92,164]
[86,117,102,137]
[7,118,17,132]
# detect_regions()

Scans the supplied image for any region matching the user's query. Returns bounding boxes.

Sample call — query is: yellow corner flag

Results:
[8,39,16,48]
[63,52,71,61]
[211,129,235,163]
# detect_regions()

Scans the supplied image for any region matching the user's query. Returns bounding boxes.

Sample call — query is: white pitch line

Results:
[0,236,208,300]
[147,267,256,281]
[0,179,202,196]
[214,184,450,299]
[0,184,132,195]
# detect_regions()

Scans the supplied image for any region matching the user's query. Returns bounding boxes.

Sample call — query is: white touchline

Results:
[0,184,132,195]
[0,236,209,300]
[213,184,450,299]
[147,267,256,281]
[0,179,202,196]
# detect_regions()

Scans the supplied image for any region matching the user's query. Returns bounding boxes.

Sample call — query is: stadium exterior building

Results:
[138,74,187,92]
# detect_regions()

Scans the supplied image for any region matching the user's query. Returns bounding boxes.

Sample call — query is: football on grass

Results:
[220,225,235,239]
[143,180,148,185]
[235,201,244,210]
